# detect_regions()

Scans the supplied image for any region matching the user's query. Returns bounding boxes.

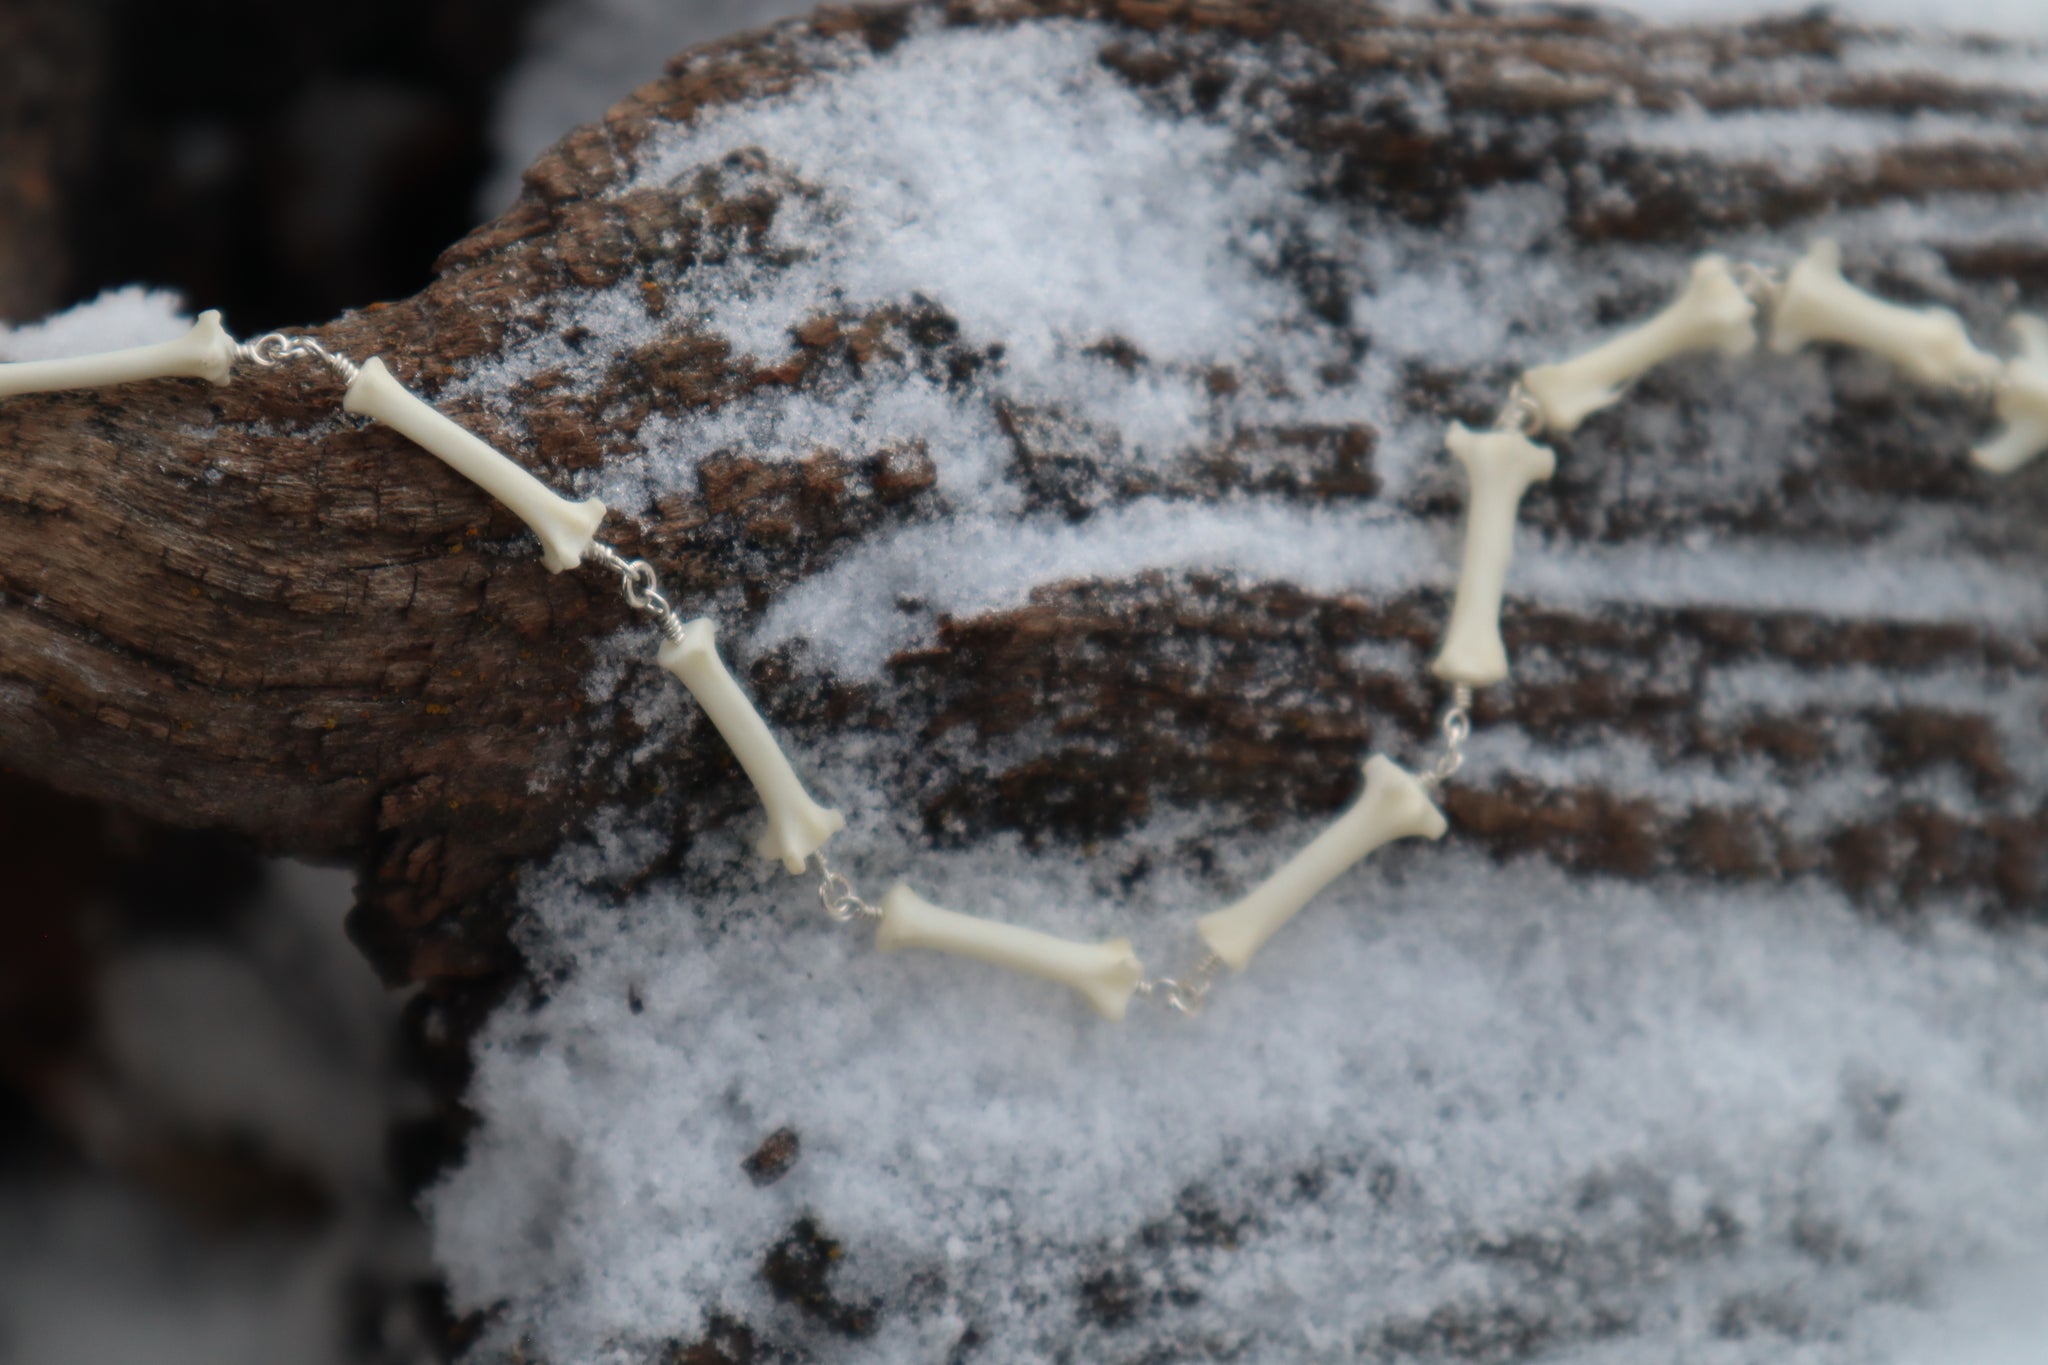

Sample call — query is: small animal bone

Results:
[1522,254,1758,433]
[874,884,1146,1020]
[0,311,238,401]
[658,617,845,874]
[1431,422,1556,688]
[1768,239,2000,391]
[1197,755,1447,971]
[1973,315,2048,474]
[342,357,606,573]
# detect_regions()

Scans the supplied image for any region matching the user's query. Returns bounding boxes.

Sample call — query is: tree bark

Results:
[1,0,2044,995]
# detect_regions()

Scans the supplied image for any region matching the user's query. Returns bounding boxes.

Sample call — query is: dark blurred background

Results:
[0,2,803,1361]
[0,0,543,331]
[0,3,544,1354]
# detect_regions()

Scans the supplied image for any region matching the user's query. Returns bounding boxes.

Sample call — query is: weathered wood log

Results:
[1,0,2043,991]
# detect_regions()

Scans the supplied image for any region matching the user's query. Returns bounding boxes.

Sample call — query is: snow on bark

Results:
[415,7,2048,1364]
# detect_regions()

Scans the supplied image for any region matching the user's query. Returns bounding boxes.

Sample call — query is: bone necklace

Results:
[4,240,2041,1019]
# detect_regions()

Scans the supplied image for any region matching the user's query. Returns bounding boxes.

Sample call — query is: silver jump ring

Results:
[1424,684,1475,790]
[1141,952,1223,1016]
[1493,383,1546,438]
[586,543,686,641]
[237,332,361,385]
[1734,261,1784,312]
[621,560,668,615]
[810,853,877,924]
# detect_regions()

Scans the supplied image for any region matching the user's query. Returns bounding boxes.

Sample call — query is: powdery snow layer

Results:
[0,286,194,362]
[427,13,2048,1365]
[481,0,822,216]
[444,840,2048,1364]
[1594,0,2048,31]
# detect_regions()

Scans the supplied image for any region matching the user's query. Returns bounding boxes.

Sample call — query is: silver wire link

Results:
[1733,261,1784,318]
[1421,683,1475,791]
[811,851,880,924]
[1951,366,2004,408]
[586,541,688,642]
[1492,381,1546,438]
[1138,951,1224,1017]
[1731,259,2002,408]
[235,332,361,386]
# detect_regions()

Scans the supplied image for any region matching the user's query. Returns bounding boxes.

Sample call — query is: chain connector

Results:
[236,332,361,386]
[1138,952,1224,1017]
[1421,683,1475,791]
[587,541,687,642]
[1950,363,2007,410]
[1492,382,1546,438]
[1733,261,1784,317]
[811,851,879,924]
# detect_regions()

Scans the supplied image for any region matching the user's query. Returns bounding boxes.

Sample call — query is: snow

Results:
[1592,107,2035,178]
[749,504,2048,679]
[481,0,822,216]
[629,32,1301,375]
[430,10,2048,1364]
[480,0,2048,225]
[462,21,2048,682]
[1604,0,2048,31]
[442,842,2048,1363]
[0,286,193,362]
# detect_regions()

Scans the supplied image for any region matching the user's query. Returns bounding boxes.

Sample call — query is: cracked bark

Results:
[1,0,2043,1017]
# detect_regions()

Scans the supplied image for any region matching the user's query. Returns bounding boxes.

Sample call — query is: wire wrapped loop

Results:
[1139,953,1224,1017]
[236,332,361,385]
[812,853,878,923]
[588,542,687,641]
[1423,685,1475,790]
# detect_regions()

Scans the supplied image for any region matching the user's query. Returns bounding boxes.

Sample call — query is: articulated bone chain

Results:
[875,885,1146,1020]
[0,311,239,399]
[1431,423,1556,688]
[343,358,608,574]
[657,617,845,874]
[6,238,2042,1021]
[1975,316,2048,474]
[1197,756,1447,971]
[1768,238,2001,390]
[1521,255,1758,434]
[0,321,609,574]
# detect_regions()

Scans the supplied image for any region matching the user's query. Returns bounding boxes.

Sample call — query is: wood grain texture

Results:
[1,0,2043,1007]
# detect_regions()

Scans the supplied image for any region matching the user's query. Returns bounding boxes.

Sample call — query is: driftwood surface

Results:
[1,2,2044,979]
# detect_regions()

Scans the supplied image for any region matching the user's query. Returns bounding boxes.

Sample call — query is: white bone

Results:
[658,617,844,874]
[1768,239,2000,391]
[1973,315,2048,474]
[874,884,1146,1020]
[1522,254,1758,433]
[1431,422,1556,688]
[0,310,238,400]
[1197,754,1447,972]
[342,356,606,573]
